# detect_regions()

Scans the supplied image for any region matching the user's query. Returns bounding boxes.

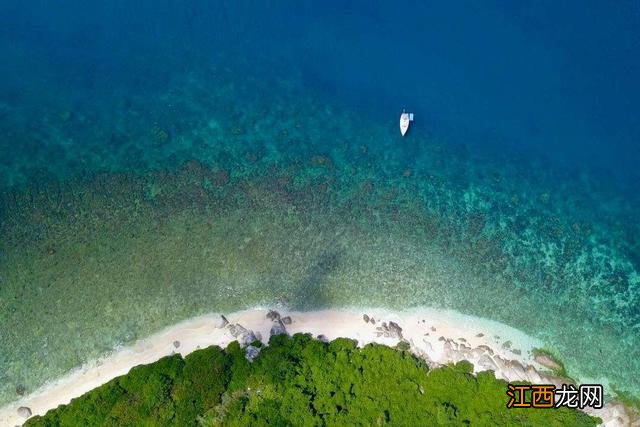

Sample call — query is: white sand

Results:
[0,307,632,426]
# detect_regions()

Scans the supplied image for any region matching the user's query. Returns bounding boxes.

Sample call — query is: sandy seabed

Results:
[0,307,633,426]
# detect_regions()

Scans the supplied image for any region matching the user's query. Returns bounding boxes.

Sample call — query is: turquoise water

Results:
[1,1,639,405]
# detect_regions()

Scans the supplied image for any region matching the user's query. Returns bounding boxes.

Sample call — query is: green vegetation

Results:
[27,334,598,426]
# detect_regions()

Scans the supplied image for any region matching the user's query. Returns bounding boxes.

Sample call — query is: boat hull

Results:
[400,113,410,136]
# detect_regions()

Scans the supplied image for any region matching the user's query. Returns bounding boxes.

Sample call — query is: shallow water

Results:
[1,1,639,405]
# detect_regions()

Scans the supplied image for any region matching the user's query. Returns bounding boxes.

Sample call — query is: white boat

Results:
[399,110,414,136]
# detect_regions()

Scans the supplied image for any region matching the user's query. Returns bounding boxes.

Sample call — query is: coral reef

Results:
[0,55,638,408]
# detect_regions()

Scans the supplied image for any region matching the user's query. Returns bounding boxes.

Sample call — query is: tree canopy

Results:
[26,334,598,426]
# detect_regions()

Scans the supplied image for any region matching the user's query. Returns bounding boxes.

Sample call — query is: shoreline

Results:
[0,307,632,426]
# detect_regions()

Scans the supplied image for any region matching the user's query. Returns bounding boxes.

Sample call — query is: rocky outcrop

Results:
[375,321,403,339]
[215,315,229,329]
[15,385,25,396]
[476,355,498,371]
[245,345,261,362]
[228,323,257,346]
[281,316,292,325]
[534,353,563,372]
[228,323,246,337]
[266,310,280,321]
[17,406,31,418]
[270,320,287,337]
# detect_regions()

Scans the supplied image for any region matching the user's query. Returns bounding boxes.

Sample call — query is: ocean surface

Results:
[1,1,639,405]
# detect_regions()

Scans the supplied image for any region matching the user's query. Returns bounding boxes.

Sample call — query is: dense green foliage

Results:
[27,334,598,426]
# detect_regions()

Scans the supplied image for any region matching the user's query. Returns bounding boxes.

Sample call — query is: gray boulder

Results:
[266,310,280,321]
[215,315,229,329]
[270,320,287,337]
[17,406,32,418]
[239,330,257,346]
[534,353,563,372]
[281,316,292,325]
[245,345,261,362]
[375,321,403,339]
[228,323,247,337]
[229,323,257,346]
[477,355,498,371]
[388,322,403,338]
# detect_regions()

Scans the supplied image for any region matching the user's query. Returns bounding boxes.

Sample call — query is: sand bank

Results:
[0,308,632,426]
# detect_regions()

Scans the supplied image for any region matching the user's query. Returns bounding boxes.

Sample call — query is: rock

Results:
[458,338,467,343]
[525,365,543,383]
[228,323,257,346]
[228,323,247,338]
[388,322,403,339]
[239,330,257,347]
[430,327,436,332]
[369,317,376,324]
[17,406,32,418]
[477,345,494,355]
[501,340,512,349]
[363,314,370,323]
[215,315,229,328]
[534,353,563,372]
[477,355,498,371]
[442,339,459,355]
[15,384,25,396]
[173,340,180,349]
[317,334,329,342]
[469,347,486,359]
[501,359,527,381]
[281,316,292,325]
[245,345,261,362]
[511,348,521,355]
[476,333,484,338]
[375,322,403,339]
[270,320,287,337]
[266,310,280,321]
[421,340,434,353]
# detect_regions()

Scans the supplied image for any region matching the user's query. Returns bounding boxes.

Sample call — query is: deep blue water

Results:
[1,0,640,404]
[2,1,638,184]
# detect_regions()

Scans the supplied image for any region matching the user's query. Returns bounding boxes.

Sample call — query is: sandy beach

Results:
[0,307,633,426]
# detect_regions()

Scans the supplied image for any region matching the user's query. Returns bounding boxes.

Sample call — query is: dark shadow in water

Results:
[289,248,345,310]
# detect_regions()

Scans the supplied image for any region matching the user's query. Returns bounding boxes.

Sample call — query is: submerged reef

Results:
[0,57,639,406]
[24,334,599,426]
